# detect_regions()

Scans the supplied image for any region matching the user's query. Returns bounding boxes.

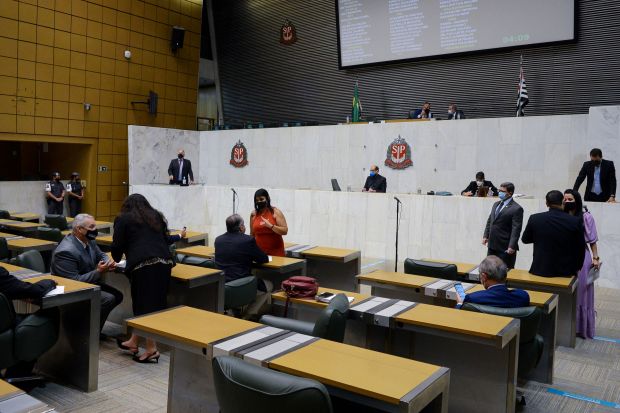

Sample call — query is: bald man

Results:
[168,149,194,185]
[363,165,387,193]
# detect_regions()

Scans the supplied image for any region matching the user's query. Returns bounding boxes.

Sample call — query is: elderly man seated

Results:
[51,213,123,334]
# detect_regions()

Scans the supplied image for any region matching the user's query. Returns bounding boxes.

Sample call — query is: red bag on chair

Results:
[281,276,319,316]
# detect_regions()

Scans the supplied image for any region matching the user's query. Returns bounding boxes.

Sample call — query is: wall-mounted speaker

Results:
[171,26,186,53]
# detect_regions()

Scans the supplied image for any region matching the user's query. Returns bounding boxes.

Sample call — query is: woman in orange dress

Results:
[250,188,288,256]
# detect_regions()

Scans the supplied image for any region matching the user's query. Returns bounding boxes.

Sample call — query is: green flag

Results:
[352,81,362,122]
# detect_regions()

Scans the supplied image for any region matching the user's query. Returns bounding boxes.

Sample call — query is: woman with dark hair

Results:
[563,189,599,339]
[111,193,184,362]
[250,188,288,256]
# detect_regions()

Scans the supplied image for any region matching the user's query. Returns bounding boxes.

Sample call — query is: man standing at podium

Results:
[482,182,523,268]
[363,165,387,193]
[168,149,194,185]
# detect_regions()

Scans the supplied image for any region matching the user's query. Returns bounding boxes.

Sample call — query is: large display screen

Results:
[337,0,575,68]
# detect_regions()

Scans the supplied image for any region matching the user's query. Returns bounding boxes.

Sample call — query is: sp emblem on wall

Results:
[384,135,413,169]
[230,140,249,168]
[280,20,298,45]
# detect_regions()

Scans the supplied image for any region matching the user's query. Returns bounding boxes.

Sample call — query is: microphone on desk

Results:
[394,196,402,204]
[231,188,238,214]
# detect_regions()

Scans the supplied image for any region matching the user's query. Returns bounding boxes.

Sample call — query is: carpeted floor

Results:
[29,286,620,412]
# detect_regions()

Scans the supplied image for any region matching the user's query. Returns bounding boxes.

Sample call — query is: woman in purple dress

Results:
[563,189,599,339]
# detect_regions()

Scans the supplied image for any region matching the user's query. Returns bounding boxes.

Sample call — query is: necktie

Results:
[178,160,183,181]
[495,203,503,217]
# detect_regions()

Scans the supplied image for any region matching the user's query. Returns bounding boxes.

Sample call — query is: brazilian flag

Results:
[352,81,362,122]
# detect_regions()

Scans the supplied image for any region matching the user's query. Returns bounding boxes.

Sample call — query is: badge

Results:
[384,135,413,170]
[280,20,298,45]
[45,183,51,191]
[67,183,72,192]
[230,140,249,168]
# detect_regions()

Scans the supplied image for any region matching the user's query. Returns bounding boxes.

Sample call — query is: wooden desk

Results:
[0,379,54,412]
[103,262,225,325]
[126,306,449,413]
[271,286,520,413]
[426,259,577,348]
[96,230,209,248]
[0,219,40,233]
[0,262,42,278]
[177,245,307,283]
[8,212,40,223]
[358,271,558,384]
[21,275,100,392]
[270,339,449,412]
[285,244,362,291]
[0,231,20,239]
[6,237,57,253]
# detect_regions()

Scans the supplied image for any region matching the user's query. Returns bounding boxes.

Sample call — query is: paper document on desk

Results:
[44,286,65,297]
[267,256,273,262]
[116,260,127,269]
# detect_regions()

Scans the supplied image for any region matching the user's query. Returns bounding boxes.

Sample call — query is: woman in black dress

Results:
[112,194,183,363]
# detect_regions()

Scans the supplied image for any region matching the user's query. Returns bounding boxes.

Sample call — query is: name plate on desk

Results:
[350,297,417,327]
[424,280,455,297]
[240,333,318,367]
[212,326,288,358]
[285,244,315,257]
[468,266,480,281]
[444,282,477,300]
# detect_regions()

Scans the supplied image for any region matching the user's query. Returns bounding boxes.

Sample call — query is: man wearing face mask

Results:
[573,148,616,203]
[167,149,194,185]
[362,165,387,193]
[45,172,65,215]
[456,255,529,308]
[66,172,84,217]
[482,182,523,268]
[461,171,498,197]
[51,213,123,333]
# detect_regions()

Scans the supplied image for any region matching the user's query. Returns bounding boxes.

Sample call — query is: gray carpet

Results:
[29,286,620,412]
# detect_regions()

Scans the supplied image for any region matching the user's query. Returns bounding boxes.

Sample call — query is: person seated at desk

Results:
[462,171,498,197]
[409,101,433,119]
[51,213,123,335]
[215,214,271,317]
[363,165,387,193]
[447,103,465,120]
[456,256,529,308]
[521,190,586,277]
[0,267,58,379]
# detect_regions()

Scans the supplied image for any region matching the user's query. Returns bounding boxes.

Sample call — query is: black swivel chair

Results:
[260,294,350,343]
[15,250,46,273]
[44,215,68,231]
[0,293,59,388]
[36,227,64,243]
[0,210,10,219]
[404,258,458,281]
[462,303,544,405]
[224,276,258,317]
[0,238,10,263]
[212,355,333,413]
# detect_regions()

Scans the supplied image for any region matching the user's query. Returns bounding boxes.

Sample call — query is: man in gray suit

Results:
[482,182,524,268]
[51,214,123,333]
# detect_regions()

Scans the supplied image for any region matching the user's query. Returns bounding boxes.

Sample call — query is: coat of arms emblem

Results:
[230,140,248,168]
[280,20,298,45]
[384,135,413,169]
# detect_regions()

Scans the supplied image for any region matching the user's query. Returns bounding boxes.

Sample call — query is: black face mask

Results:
[54,177,60,182]
[86,229,98,240]
[563,202,577,212]
[256,200,267,209]
[593,159,601,166]
[178,154,184,159]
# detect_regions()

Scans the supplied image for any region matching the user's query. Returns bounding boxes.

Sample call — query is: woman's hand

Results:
[260,216,273,229]
[592,257,601,270]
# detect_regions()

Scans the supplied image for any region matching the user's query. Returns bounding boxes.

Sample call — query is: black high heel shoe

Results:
[133,350,160,364]
[116,338,139,355]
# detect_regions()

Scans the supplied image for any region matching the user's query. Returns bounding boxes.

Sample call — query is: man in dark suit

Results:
[214,214,270,316]
[483,182,523,268]
[167,149,194,185]
[362,165,387,193]
[462,171,498,196]
[447,103,465,120]
[457,256,529,308]
[573,148,616,202]
[51,213,123,332]
[521,190,586,277]
[409,101,433,119]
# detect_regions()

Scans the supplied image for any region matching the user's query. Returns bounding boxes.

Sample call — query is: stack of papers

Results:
[44,286,65,297]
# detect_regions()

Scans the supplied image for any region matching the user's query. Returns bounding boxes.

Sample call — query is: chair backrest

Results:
[181,255,217,268]
[0,210,10,219]
[0,238,10,260]
[312,294,350,342]
[404,258,458,280]
[44,214,68,230]
[36,227,64,243]
[16,250,46,273]
[462,303,544,377]
[331,179,341,192]
[212,355,333,413]
[225,276,258,310]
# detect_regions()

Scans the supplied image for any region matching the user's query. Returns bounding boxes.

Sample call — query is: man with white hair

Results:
[51,213,123,334]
